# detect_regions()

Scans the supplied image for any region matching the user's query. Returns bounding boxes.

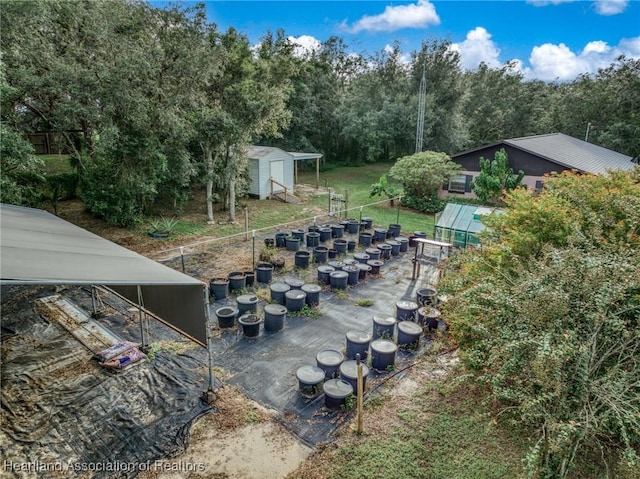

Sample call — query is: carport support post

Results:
[202,285,218,404]
[396,197,401,225]
[137,285,149,349]
[356,353,363,434]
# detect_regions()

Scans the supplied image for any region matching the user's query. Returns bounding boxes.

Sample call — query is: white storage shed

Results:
[247,146,295,200]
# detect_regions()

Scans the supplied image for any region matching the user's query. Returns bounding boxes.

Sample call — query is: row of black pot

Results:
[215,301,289,336]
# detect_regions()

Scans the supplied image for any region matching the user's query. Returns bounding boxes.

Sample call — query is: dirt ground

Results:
[44,188,455,479]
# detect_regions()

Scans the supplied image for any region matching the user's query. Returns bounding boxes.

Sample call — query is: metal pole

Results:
[137,285,148,349]
[328,188,332,216]
[244,207,249,240]
[203,285,218,404]
[358,206,362,237]
[180,246,185,274]
[252,230,256,270]
[356,353,363,434]
[396,197,401,225]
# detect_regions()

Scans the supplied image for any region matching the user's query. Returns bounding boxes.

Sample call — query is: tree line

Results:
[1,1,638,225]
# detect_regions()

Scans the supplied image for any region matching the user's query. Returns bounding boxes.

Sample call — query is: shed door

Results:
[270,160,285,192]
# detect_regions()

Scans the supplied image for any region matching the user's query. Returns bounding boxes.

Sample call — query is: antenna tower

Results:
[415,63,426,153]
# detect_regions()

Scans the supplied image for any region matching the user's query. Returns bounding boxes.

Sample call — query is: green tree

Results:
[0,124,45,206]
[389,151,460,212]
[472,148,524,204]
[440,169,640,478]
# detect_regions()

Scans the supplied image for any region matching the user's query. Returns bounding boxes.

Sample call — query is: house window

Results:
[534,180,544,192]
[448,174,472,193]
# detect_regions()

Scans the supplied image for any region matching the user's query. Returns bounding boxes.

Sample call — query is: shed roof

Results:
[247,145,292,160]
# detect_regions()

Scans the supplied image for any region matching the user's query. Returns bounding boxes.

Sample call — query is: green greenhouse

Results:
[433,203,502,248]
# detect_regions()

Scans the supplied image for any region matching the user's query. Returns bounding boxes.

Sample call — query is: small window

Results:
[534,180,544,192]
[448,174,472,193]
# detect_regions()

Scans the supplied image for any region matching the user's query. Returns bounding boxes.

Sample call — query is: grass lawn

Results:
[39,154,74,174]
[297,163,435,236]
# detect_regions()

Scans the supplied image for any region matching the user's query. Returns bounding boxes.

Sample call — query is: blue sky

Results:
[161,1,640,81]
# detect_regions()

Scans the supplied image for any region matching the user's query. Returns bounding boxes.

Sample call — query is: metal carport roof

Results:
[0,203,209,346]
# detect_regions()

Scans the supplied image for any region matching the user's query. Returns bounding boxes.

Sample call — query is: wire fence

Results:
[152,195,410,262]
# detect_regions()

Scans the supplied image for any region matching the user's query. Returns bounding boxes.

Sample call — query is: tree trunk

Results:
[206,147,214,223]
[229,177,236,222]
[227,147,236,222]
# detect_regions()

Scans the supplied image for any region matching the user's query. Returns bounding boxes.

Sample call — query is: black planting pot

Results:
[275,232,288,248]
[319,227,332,242]
[264,303,287,332]
[414,231,427,239]
[209,277,229,301]
[237,294,259,315]
[367,260,384,275]
[347,241,356,252]
[372,316,396,340]
[264,238,275,248]
[285,289,307,312]
[285,277,305,290]
[397,320,422,349]
[386,240,401,256]
[395,236,409,252]
[378,243,392,260]
[255,262,274,283]
[358,232,373,246]
[323,379,353,409]
[388,224,401,238]
[328,248,337,259]
[243,271,255,286]
[373,228,388,242]
[215,306,238,329]
[286,236,300,252]
[345,330,372,360]
[238,313,262,337]
[228,271,247,291]
[416,287,437,307]
[418,306,441,330]
[313,246,329,263]
[331,224,345,238]
[316,349,344,379]
[361,217,373,229]
[306,232,320,248]
[270,282,291,305]
[294,250,311,268]
[365,248,381,260]
[317,265,336,284]
[353,253,370,264]
[340,360,370,392]
[308,225,320,233]
[370,339,398,371]
[301,283,322,306]
[296,365,325,396]
[343,265,360,285]
[396,300,419,321]
[408,235,417,248]
[356,263,371,280]
[329,270,349,289]
[333,239,348,254]
[346,221,359,234]
[291,229,305,241]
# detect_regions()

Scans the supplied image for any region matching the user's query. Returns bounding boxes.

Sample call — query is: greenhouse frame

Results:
[433,203,502,248]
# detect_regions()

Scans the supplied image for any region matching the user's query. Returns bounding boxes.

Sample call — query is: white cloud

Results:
[346,0,440,33]
[528,43,589,81]
[525,36,640,81]
[450,27,502,71]
[288,35,322,58]
[594,0,628,15]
